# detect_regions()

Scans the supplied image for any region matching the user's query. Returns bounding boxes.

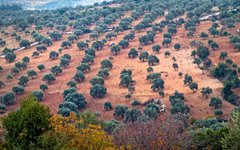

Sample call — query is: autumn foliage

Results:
[43,113,117,149]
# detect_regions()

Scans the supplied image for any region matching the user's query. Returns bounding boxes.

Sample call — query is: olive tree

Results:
[139,34,155,45]
[60,58,70,68]
[124,32,135,41]
[92,40,104,50]
[19,40,30,48]
[12,85,25,95]
[63,92,87,109]
[200,32,209,38]
[201,87,213,99]
[32,90,44,101]
[214,109,223,118]
[106,32,117,40]
[50,65,62,76]
[42,73,56,84]
[219,52,227,60]
[18,75,29,87]
[37,64,45,72]
[32,51,40,58]
[27,70,38,79]
[11,67,20,75]
[90,84,107,98]
[58,102,78,117]
[42,38,52,46]
[172,63,179,71]
[111,45,121,55]
[128,48,138,58]
[0,40,6,47]
[36,45,47,53]
[104,102,113,111]
[61,41,72,49]
[162,38,172,47]
[131,99,141,107]
[85,48,96,57]
[15,35,21,42]
[90,76,105,86]
[73,30,83,37]
[1,92,15,105]
[189,82,198,92]
[151,78,165,91]
[119,73,134,87]
[148,55,159,66]
[77,41,88,50]
[164,51,171,57]
[147,67,154,73]
[6,74,13,82]
[139,51,149,62]
[97,68,109,79]
[82,54,94,64]
[15,62,27,70]
[40,84,48,91]
[124,109,142,123]
[68,34,78,43]
[76,62,90,73]
[193,58,202,67]
[22,56,30,64]
[118,40,129,49]
[0,81,5,88]
[101,59,113,69]
[114,26,123,34]
[74,71,85,83]
[209,97,222,109]
[62,54,71,61]
[184,74,193,85]
[0,103,6,113]
[174,43,181,50]
[90,32,98,40]
[50,31,62,41]
[67,80,77,88]
[209,27,219,37]
[5,52,16,63]
[152,45,161,53]
[146,73,161,82]
[144,103,160,119]
[58,48,63,53]
[210,42,219,50]
[49,51,59,60]
[168,27,177,35]
[113,105,128,118]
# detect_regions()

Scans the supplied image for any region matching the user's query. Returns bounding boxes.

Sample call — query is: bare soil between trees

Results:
[0,13,238,120]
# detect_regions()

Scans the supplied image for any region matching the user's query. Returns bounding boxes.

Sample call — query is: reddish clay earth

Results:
[0,11,238,120]
[0,26,53,52]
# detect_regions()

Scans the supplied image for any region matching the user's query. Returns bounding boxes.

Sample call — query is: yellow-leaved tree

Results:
[40,112,118,150]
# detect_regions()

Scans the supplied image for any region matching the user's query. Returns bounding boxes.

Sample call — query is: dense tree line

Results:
[1,94,239,149]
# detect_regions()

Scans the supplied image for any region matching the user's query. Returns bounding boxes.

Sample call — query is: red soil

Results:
[0,13,237,120]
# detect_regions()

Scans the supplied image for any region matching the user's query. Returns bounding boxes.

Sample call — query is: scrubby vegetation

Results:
[0,95,239,149]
